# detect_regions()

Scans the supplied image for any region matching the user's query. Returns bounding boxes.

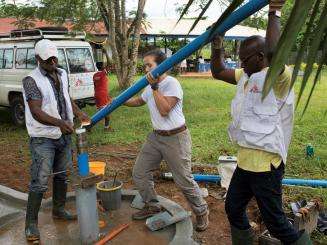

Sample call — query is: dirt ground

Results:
[0,141,266,245]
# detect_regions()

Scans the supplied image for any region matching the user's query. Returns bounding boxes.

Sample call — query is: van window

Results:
[3,49,13,69]
[27,48,37,69]
[57,48,68,71]
[66,48,95,73]
[0,49,3,68]
[15,48,37,69]
[16,48,27,69]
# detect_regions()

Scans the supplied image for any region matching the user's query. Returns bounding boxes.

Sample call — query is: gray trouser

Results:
[132,129,208,216]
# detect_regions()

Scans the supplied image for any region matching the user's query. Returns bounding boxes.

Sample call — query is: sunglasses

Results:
[240,52,258,64]
[42,57,58,65]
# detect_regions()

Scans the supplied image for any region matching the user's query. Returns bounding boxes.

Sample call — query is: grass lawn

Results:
[0,69,326,242]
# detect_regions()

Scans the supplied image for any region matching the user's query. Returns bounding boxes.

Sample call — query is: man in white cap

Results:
[22,39,90,241]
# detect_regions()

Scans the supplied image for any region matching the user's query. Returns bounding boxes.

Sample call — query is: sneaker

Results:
[195,210,209,231]
[132,205,161,220]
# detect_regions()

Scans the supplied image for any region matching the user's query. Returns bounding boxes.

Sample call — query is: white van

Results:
[0,27,96,126]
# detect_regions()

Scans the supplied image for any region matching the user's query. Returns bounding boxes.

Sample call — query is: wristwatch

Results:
[269,10,281,18]
[151,83,159,90]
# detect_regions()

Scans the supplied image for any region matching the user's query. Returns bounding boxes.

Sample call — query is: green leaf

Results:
[290,0,321,91]
[296,3,327,107]
[263,0,313,99]
[176,0,195,25]
[188,0,214,34]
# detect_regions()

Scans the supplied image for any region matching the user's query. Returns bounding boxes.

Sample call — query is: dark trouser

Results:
[98,106,110,128]
[104,116,110,128]
[225,163,301,244]
[29,135,72,193]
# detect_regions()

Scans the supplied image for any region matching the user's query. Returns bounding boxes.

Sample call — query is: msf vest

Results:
[228,69,294,163]
[23,67,73,139]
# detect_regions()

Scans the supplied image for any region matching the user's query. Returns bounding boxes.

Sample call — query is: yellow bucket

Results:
[89,161,106,175]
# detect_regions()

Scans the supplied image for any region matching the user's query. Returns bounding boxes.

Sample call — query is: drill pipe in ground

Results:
[75,128,99,244]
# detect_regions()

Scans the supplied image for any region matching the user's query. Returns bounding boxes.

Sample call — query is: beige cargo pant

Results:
[132,129,208,216]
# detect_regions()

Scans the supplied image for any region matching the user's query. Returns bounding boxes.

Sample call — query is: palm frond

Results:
[296,3,327,107]
[301,49,326,117]
[290,0,322,91]
[188,0,214,34]
[262,0,313,99]
[176,0,195,25]
[207,0,244,41]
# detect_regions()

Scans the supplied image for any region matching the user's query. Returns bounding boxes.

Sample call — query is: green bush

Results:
[136,59,144,75]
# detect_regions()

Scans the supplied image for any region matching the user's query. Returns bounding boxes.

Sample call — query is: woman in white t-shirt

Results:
[124,49,209,232]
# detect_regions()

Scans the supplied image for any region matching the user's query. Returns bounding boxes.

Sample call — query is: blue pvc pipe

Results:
[282,178,327,188]
[192,174,327,188]
[193,174,221,183]
[90,0,269,126]
[77,152,89,177]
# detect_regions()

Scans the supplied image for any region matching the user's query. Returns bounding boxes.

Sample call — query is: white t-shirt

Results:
[141,75,185,130]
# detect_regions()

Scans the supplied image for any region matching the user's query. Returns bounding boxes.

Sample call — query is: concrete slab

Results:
[131,192,144,210]
[0,197,24,229]
[0,185,196,245]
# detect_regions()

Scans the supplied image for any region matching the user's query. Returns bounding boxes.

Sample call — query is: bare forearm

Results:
[124,97,145,107]
[31,108,62,127]
[210,38,237,85]
[210,48,227,78]
[153,91,172,117]
[265,12,281,63]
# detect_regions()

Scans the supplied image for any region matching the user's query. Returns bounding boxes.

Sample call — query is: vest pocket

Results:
[253,103,278,116]
[251,91,278,116]
[240,117,276,134]
[240,92,279,135]
[240,110,278,134]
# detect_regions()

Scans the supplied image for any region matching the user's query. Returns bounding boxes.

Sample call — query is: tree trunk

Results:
[97,0,146,90]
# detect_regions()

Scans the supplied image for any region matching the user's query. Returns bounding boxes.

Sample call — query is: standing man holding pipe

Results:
[22,39,90,241]
[210,1,311,244]
[124,49,209,231]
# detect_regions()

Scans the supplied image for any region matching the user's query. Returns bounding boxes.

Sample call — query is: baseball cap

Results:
[34,39,58,61]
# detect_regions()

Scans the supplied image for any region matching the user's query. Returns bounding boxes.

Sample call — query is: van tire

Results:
[10,95,25,127]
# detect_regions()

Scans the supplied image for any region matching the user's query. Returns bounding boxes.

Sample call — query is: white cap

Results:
[34,39,58,61]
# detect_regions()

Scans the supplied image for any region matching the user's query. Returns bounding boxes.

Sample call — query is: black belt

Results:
[154,125,187,136]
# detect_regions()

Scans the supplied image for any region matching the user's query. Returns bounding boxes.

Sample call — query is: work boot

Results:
[231,225,254,245]
[195,210,209,231]
[291,230,312,245]
[132,204,161,220]
[25,191,43,241]
[52,180,77,220]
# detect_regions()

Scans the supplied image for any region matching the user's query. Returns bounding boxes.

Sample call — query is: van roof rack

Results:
[0,26,86,42]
